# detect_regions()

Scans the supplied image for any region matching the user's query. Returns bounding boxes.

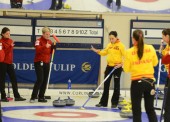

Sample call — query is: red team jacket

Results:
[0,40,5,62]
[162,55,170,78]
[34,36,53,63]
[162,44,170,78]
[162,55,170,64]
[0,37,14,64]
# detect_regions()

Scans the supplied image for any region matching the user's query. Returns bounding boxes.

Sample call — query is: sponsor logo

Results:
[81,62,91,73]
[13,63,76,72]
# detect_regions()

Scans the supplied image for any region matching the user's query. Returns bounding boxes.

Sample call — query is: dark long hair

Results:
[133,29,144,60]
[162,28,170,46]
[1,27,10,37]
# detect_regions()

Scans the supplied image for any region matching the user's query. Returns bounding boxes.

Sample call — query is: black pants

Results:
[49,0,62,10]
[31,62,50,99]
[116,0,121,7]
[131,79,157,122]
[164,77,170,122]
[99,66,122,106]
[10,0,23,8]
[0,63,20,99]
[107,0,121,8]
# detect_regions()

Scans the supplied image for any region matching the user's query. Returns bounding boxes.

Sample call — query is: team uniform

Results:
[123,44,158,122]
[0,41,5,62]
[97,39,125,107]
[0,40,5,99]
[162,45,170,78]
[161,44,170,122]
[30,36,54,102]
[0,37,25,101]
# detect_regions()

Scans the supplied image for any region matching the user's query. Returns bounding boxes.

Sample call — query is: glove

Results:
[51,44,56,49]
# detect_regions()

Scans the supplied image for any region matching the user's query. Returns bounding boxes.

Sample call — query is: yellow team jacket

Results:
[123,44,158,80]
[162,44,170,73]
[98,40,125,66]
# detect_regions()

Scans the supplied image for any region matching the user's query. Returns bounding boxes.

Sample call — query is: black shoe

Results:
[107,0,113,7]
[117,6,121,10]
[1,98,9,102]
[15,97,26,101]
[95,103,107,107]
[49,8,56,10]
[111,104,117,108]
[38,98,47,103]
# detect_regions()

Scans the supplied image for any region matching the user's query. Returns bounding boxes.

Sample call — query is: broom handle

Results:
[82,68,116,108]
[46,41,56,90]
[156,58,161,88]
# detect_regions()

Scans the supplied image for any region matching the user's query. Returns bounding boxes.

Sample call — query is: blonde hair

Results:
[42,27,51,34]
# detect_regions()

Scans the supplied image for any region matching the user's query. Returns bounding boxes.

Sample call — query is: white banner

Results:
[35,27,103,37]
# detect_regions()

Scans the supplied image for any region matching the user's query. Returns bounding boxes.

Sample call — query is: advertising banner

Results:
[9,49,100,85]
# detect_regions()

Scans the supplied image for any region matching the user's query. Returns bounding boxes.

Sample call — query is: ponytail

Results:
[133,29,144,60]
[137,36,144,60]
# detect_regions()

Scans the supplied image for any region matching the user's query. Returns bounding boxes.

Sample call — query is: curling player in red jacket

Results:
[30,27,56,103]
[0,27,26,102]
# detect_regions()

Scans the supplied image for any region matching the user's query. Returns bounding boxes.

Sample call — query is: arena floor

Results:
[0,89,164,122]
